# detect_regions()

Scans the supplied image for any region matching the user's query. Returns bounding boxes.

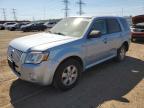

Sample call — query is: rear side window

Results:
[119,18,130,31]
[107,18,121,33]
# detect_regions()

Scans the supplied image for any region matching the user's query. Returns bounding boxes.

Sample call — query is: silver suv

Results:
[7,16,131,90]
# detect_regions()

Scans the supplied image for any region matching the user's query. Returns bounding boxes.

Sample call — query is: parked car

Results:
[44,21,57,28]
[7,23,18,31]
[20,23,47,32]
[7,16,131,90]
[7,23,29,31]
[131,15,144,41]
[0,24,5,30]
[3,22,17,29]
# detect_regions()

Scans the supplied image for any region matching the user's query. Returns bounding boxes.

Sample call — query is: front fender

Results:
[49,45,85,69]
[46,45,85,84]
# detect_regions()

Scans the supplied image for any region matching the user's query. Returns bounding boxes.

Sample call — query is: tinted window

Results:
[91,19,107,35]
[7,23,15,25]
[120,18,130,31]
[107,18,121,33]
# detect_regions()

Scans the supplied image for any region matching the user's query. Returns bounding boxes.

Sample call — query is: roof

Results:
[0,20,30,24]
[69,16,123,19]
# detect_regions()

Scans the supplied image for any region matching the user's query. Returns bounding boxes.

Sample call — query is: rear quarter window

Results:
[107,18,121,34]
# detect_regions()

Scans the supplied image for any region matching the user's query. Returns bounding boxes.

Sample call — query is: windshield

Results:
[49,17,91,37]
[26,23,33,26]
[13,23,18,26]
[7,23,16,25]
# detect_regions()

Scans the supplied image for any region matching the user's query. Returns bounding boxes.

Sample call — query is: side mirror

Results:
[88,30,101,38]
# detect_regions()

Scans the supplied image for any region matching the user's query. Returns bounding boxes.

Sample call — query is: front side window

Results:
[91,19,107,35]
[107,18,121,33]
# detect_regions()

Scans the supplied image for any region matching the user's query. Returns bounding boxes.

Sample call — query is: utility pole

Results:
[121,8,124,16]
[12,8,17,21]
[32,16,35,22]
[77,0,85,16]
[63,0,70,18]
[43,7,46,20]
[1,8,6,20]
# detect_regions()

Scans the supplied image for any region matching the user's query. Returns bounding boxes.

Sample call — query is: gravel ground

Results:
[0,30,144,108]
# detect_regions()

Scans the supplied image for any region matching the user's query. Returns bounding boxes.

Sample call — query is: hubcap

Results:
[120,47,125,60]
[61,65,78,86]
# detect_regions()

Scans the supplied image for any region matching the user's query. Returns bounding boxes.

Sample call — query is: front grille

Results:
[135,28,144,32]
[7,46,23,63]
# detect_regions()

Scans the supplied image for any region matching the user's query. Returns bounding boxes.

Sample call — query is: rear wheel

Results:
[53,59,82,91]
[115,45,126,62]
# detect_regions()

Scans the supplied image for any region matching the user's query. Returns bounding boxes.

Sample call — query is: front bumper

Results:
[132,32,144,38]
[8,59,58,85]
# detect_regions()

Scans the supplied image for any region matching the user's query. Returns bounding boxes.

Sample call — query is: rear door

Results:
[106,18,122,55]
[33,24,38,30]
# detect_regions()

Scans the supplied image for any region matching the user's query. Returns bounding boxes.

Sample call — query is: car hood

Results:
[10,32,78,52]
[132,15,144,24]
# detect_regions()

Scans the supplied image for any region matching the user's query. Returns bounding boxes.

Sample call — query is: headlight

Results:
[25,51,49,64]
[130,28,136,32]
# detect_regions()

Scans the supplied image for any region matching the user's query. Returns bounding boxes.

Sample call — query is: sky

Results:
[0,0,144,21]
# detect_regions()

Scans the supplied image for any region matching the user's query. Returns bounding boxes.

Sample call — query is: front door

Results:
[85,19,111,67]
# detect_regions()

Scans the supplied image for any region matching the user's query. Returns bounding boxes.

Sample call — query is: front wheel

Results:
[53,59,82,91]
[115,45,126,62]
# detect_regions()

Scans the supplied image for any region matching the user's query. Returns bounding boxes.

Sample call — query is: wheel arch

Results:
[52,55,84,84]
[58,56,84,69]
[55,55,84,73]
[122,41,129,51]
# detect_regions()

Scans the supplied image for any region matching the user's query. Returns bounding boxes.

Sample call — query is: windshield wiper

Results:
[47,30,65,36]
[47,30,52,33]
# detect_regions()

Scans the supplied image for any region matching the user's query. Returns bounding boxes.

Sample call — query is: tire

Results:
[53,59,82,91]
[131,38,136,42]
[10,28,14,31]
[115,45,126,62]
[23,30,26,32]
[12,27,16,31]
[22,28,27,32]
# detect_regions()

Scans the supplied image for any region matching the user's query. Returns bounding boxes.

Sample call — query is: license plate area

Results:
[8,59,21,76]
